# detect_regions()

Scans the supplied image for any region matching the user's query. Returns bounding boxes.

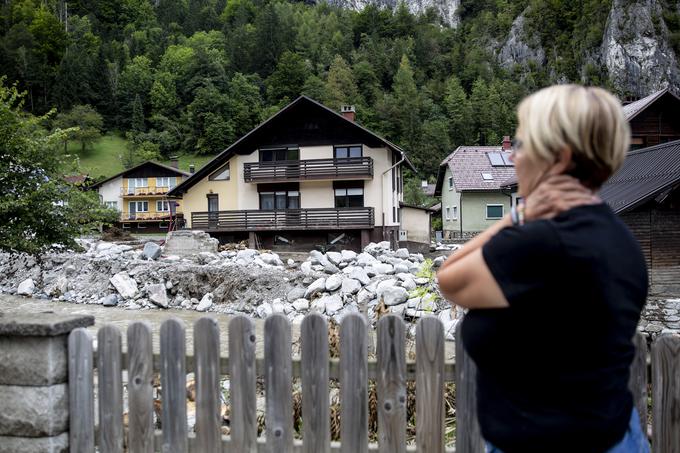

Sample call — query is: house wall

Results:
[620,197,680,297]
[182,144,400,229]
[460,192,512,232]
[630,95,680,148]
[440,167,461,234]
[98,177,122,211]
[182,157,239,226]
[400,207,430,244]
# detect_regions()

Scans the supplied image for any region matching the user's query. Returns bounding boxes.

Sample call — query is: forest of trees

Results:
[2,0,669,180]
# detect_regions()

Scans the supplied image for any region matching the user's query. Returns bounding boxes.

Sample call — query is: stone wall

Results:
[0,313,94,453]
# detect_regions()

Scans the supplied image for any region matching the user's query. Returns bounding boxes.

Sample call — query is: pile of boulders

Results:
[432,242,462,252]
[0,236,460,339]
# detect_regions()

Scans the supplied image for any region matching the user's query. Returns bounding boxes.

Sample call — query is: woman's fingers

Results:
[524,175,597,220]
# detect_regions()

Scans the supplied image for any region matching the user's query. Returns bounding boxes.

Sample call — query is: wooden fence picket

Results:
[455,322,484,453]
[69,328,95,453]
[160,318,188,453]
[340,312,368,453]
[265,313,294,453]
[416,317,445,453]
[651,333,680,453]
[628,332,648,436]
[194,317,222,453]
[127,321,154,453]
[377,314,407,453]
[97,325,124,453]
[229,315,258,453]
[301,313,330,453]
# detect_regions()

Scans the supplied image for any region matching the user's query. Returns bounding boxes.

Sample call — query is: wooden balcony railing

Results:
[243,157,373,182]
[121,212,173,222]
[191,207,374,231]
[121,186,174,197]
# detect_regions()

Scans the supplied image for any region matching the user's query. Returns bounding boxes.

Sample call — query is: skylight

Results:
[481,173,494,180]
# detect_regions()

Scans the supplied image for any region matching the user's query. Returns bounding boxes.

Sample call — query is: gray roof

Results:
[600,139,680,213]
[439,146,516,192]
[90,160,190,189]
[622,87,677,120]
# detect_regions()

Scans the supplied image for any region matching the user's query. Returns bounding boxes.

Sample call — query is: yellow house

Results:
[168,96,419,251]
[91,161,191,232]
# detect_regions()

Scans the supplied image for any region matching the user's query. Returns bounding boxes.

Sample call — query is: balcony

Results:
[243,157,373,183]
[191,207,374,231]
[120,212,173,222]
[121,186,174,197]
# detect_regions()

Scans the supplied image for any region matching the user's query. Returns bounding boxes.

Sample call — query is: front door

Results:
[207,194,218,228]
[129,201,136,220]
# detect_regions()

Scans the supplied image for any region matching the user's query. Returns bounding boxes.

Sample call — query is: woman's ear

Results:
[549,147,573,175]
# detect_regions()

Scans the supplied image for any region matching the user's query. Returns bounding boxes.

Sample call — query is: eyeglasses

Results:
[510,138,523,157]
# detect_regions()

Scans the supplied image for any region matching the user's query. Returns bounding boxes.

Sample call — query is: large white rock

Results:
[356,252,378,267]
[394,263,410,274]
[347,267,370,285]
[17,278,35,296]
[100,294,118,306]
[326,251,343,266]
[292,298,310,311]
[320,294,344,315]
[395,248,410,259]
[357,288,374,306]
[236,249,259,261]
[146,283,169,308]
[401,278,417,291]
[300,261,314,276]
[376,279,398,297]
[310,298,326,314]
[325,274,343,291]
[341,278,362,295]
[196,293,214,312]
[110,272,138,299]
[142,242,162,260]
[371,263,394,275]
[433,256,446,267]
[304,278,327,299]
[260,253,283,266]
[341,250,357,262]
[256,302,274,318]
[381,286,409,306]
[287,287,306,302]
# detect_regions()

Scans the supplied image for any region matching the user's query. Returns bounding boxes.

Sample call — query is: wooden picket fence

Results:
[67,313,680,453]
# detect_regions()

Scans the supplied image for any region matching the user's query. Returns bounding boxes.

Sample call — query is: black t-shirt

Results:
[461,204,648,453]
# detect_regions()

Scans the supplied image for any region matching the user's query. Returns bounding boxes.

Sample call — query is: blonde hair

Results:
[516,84,630,188]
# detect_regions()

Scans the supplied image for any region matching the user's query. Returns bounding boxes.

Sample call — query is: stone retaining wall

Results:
[0,313,94,453]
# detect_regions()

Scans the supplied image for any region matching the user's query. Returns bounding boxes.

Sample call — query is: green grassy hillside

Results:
[66,133,214,179]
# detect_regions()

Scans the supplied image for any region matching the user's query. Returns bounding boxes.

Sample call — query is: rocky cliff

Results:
[328,0,460,26]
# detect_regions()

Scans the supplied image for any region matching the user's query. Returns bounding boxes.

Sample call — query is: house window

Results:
[129,201,149,212]
[157,201,170,212]
[486,204,504,219]
[448,176,453,190]
[128,178,148,194]
[209,163,230,181]
[334,145,362,159]
[452,206,458,220]
[156,177,176,187]
[445,207,451,220]
[104,201,118,210]
[334,188,364,207]
[259,191,300,209]
[260,148,299,162]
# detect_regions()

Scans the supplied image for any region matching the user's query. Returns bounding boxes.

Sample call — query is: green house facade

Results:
[435,143,517,238]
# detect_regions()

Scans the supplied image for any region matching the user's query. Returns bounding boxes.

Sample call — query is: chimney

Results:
[502,136,512,150]
[189,164,195,174]
[170,155,179,168]
[340,105,356,122]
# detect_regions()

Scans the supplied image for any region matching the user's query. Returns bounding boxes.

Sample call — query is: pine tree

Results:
[131,94,145,133]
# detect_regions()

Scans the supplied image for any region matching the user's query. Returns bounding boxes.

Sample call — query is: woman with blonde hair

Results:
[437,85,650,453]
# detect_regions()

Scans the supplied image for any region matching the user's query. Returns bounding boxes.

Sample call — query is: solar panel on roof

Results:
[501,153,514,166]
[487,153,504,166]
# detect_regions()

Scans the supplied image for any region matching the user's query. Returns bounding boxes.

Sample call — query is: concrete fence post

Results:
[0,312,94,453]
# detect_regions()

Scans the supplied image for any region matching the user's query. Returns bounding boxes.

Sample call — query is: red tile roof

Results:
[443,146,517,191]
